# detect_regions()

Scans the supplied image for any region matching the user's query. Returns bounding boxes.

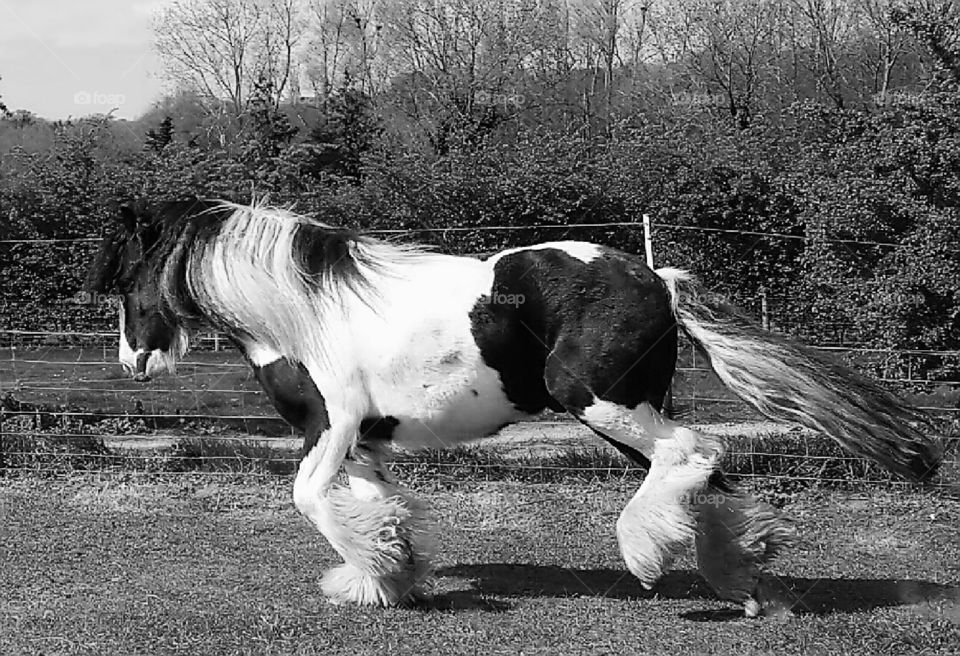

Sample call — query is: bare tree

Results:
[679,0,786,127]
[303,0,385,100]
[154,0,303,114]
[260,0,306,108]
[892,0,960,86]
[855,0,908,100]
[789,0,865,108]
[565,0,625,128]
[381,0,561,126]
[0,75,9,117]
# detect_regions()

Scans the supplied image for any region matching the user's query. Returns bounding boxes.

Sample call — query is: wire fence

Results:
[2,328,956,486]
[1,220,957,487]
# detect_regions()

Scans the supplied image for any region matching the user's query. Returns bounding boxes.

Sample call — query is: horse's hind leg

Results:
[582,401,793,616]
[556,385,794,615]
[574,399,723,587]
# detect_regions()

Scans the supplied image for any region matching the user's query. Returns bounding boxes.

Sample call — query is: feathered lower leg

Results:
[693,475,796,616]
[295,437,435,606]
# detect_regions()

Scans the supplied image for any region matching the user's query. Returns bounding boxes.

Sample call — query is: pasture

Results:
[2,475,959,656]
[3,344,959,656]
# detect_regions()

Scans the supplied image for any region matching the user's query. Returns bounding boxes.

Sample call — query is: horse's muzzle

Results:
[133,351,151,382]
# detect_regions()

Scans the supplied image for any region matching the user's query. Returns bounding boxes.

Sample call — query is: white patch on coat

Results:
[118,302,136,375]
[346,253,529,450]
[244,341,283,367]
[581,399,661,456]
[180,203,527,439]
[486,241,602,265]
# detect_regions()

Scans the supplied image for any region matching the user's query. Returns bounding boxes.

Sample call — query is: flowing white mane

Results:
[183,201,422,369]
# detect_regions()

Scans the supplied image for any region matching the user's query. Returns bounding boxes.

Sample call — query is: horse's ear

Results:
[86,204,137,295]
[119,203,138,234]
[86,232,123,295]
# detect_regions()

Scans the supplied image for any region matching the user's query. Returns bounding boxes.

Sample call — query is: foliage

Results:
[144,116,175,153]
[2,4,960,378]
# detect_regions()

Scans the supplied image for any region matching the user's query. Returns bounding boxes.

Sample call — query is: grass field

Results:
[2,475,959,656]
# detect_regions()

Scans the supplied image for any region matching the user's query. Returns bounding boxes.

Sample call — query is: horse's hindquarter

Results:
[472,243,678,413]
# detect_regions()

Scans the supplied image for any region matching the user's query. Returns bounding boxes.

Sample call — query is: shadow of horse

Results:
[432,563,959,619]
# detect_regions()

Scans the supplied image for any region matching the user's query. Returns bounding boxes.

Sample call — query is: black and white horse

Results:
[87,199,940,615]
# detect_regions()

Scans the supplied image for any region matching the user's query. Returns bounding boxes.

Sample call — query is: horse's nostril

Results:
[133,372,151,383]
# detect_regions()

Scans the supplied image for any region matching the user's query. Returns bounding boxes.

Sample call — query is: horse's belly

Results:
[373,363,529,451]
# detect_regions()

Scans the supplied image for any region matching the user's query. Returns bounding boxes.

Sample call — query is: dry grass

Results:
[2,475,959,656]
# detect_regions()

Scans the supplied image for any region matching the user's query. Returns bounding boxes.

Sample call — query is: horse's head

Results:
[86,201,190,381]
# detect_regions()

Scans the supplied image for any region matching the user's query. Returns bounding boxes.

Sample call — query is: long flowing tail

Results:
[656,268,942,482]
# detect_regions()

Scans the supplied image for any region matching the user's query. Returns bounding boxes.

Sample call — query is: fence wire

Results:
[1,220,958,487]
[1,336,957,488]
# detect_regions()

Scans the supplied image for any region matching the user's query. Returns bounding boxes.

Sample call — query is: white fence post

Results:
[642,213,654,268]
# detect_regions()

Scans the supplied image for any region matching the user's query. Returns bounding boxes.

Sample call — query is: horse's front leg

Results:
[250,353,432,606]
[293,424,435,606]
[335,438,436,605]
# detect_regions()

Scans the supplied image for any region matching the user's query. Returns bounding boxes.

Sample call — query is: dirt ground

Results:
[2,475,959,656]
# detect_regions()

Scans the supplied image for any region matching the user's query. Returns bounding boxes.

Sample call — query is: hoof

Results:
[321,563,429,607]
[741,578,796,618]
[624,552,673,591]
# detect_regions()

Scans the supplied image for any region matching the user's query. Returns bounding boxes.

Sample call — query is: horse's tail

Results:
[655,267,941,482]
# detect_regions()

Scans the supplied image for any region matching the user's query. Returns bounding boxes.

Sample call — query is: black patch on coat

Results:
[292,222,369,290]
[583,424,653,471]
[469,247,677,417]
[358,416,400,443]
[250,357,330,454]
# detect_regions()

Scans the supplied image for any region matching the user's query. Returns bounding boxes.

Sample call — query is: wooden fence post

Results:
[761,289,770,331]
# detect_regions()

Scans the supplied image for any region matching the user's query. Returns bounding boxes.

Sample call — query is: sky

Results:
[0,0,169,120]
